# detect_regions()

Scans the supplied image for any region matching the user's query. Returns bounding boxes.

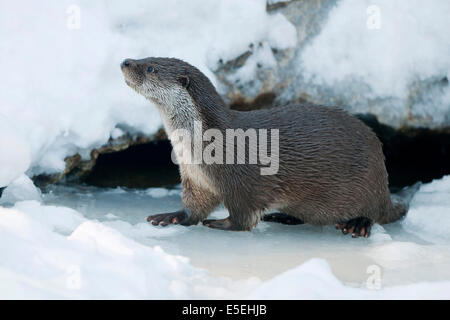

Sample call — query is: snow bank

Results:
[403,176,450,244]
[1,176,450,299]
[0,201,256,299]
[250,258,450,299]
[2,197,450,299]
[0,0,296,183]
[298,0,450,127]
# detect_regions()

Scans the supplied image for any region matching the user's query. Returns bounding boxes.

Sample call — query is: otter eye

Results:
[147,66,155,73]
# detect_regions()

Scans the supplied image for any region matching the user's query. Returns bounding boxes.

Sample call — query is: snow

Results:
[1,176,450,299]
[0,0,296,180]
[298,0,450,127]
[0,175,41,205]
[250,258,450,299]
[402,176,450,244]
[1,0,450,299]
[0,119,30,187]
[146,188,182,198]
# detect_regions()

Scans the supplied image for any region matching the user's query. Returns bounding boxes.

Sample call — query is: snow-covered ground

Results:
[1,175,450,299]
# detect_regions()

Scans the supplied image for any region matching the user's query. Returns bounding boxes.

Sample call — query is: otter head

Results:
[120,57,194,109]
[121,57,227,133]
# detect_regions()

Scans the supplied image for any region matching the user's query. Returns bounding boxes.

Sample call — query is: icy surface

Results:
[1,176,449,298]
[0,0,296,181]
[0,201,256,299]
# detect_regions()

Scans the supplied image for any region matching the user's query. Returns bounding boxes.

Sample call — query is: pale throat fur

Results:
[145,85,217,194]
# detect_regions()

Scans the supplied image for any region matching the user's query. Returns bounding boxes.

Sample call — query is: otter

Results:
[121,57,412,238]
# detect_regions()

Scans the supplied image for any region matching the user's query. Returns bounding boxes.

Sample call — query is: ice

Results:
[301,0,450,97]
[1,176,450,298]
[0,175,41,205]
[367,224,392,243]
[0,0,296,183]
[250,258,450,299]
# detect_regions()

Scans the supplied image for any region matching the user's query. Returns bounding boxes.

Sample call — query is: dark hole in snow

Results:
[83,140,180,189]
[82,114,450,191]
[357,114,450,192]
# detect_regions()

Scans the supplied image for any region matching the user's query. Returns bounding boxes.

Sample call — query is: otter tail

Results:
[382,182,422,224]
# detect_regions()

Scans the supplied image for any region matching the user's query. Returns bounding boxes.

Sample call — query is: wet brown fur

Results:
[121,57,407,231]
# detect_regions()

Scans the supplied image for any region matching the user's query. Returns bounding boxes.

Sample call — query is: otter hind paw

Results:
[336,217,373,238]
[263,213,304,225]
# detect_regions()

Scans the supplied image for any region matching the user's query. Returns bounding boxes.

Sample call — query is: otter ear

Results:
[178,75,190,89]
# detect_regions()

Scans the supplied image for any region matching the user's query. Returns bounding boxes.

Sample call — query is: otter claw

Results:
[336,217,373,238]
[147,211,187,227]
[203,218,242,231]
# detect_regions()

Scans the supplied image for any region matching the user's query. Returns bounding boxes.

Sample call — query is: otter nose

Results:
[121,59,133,68]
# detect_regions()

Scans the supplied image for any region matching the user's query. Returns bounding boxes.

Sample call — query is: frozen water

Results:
[38,181,450,287]
[0,201,256,299]
[1,175,450,298]
[402,176,450,244]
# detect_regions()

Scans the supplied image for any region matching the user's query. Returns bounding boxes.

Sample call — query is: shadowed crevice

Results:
[357,114,450,191]
[82,140,180,189]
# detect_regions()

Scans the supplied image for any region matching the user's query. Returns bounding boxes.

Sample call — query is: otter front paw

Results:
[336,217,373,238]
[202,218,245,231]
[147,211,188,226]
